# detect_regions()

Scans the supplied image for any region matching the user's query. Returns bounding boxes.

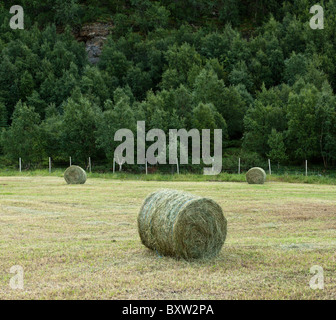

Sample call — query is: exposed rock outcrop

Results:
[75,22,113,64]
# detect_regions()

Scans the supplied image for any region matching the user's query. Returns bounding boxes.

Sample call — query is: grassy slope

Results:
[0,176,335,299]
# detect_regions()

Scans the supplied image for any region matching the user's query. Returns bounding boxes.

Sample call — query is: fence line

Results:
[10,157,336,177]
[89,157,92,173]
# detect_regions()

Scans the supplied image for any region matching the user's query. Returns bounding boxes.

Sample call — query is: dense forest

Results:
[1,0,336,171]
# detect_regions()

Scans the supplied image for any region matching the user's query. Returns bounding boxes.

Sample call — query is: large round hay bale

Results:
[64,166,87,185]
[138,189,227,260]
[246,167,266,184]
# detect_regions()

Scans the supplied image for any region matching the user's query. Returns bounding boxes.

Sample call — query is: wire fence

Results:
[3,156,336,178]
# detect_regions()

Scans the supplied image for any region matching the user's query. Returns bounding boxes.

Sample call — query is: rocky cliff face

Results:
[75,22,113,64]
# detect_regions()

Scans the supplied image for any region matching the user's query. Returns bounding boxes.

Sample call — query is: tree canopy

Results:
[1,1,336,170]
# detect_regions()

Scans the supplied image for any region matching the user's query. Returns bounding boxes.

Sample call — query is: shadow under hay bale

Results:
[138,189,227,260]
[246,167,267,184]
[64,166,87,185]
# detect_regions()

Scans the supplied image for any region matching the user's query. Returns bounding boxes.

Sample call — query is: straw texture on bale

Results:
[246,167,266,184]
[138,189,227,260]
[64,166,87,184]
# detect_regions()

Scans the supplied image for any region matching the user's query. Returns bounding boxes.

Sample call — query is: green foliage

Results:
[286,83,320,161]
[161,43,202,90]
[1,101,43,165]
[96,91,136,162]
[0,103,7,127]
[61,95,101,163]
[286,81,336,166]
[1,1,336,170]
[243,85,288,157]
[229,61,253,91]
[53,0,81,27]
[284,53,308,86]
[267,129,288,164]
[193,103,223,132]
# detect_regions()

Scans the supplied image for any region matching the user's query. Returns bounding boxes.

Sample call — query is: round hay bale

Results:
[64,166,87,185]
[246,167,266,184]
[138,189,227,260]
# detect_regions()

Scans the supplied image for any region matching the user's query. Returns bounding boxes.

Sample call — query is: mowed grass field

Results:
[0,176,335,299]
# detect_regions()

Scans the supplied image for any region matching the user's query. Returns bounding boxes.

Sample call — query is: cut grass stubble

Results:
[0,177,335,299]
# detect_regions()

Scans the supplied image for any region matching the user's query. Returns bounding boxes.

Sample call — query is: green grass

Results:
[0,175,335,299]
[1,169,336,185]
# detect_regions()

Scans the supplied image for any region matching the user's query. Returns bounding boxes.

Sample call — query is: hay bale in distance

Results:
[246,167,266,184]
[64,165,87,185]
[138,189,227,260]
